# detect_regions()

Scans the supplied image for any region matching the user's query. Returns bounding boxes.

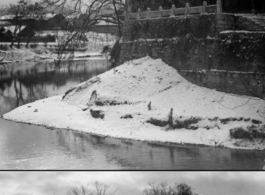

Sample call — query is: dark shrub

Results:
[230,127,251,139]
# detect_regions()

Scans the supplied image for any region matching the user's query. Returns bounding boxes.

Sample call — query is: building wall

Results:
[90,25,120,36]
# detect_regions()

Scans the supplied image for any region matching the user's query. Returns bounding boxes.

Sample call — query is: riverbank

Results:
[0,44,106,64]
[3,56,265,150]
[0,45,54,63]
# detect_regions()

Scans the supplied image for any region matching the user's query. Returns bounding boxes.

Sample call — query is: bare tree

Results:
[143,182,175,195]
[68,182,117,195]
[5,0,44,48]
[176,183,193,195]
[22,2,45,47]
[39,0,125,65]
[0,5,8,17]
[7,0,29,48]
[143,182,197,195]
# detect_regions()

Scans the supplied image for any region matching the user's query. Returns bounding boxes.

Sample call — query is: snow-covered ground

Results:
[0,45,54,62]
[0,31,116,63]
[3,57,265,150]
[0,44,107,63]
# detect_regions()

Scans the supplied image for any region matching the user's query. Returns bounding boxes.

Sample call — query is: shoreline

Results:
[0,45,107,64]
[2,117,265,152]
[0,117,264,152]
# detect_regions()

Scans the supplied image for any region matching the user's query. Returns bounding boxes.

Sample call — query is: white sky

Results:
[1,172,265,195]
[0,0,18,5]
[0,0,37,6]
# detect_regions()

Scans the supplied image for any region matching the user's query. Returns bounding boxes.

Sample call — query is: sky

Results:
[0,0,19,5]
[1,172,265,195]
[0,0,37,6]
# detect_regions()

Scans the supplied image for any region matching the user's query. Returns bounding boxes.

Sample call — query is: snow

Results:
[0,31,117,63]
[220,30,265,34]
[3,56,265,150]
[0,44,107,63]
[0,45,57,62]
[121,36,210,44]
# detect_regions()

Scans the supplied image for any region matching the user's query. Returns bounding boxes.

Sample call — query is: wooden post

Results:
[147,8,151,19]
[202,1,207,14]
[217,0,222,13]
[185,3,190,16]
[158,6,162,18]
[137,8,141,20]
[170,4,176,17]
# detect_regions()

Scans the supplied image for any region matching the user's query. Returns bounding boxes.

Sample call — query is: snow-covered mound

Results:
[3,57,265,150]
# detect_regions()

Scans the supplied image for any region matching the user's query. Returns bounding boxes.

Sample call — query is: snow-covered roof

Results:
[96,20,109,25]
[1,25,26,33]
[0,15,15,20]
[0,21,12,26]
[42,13,57,20]
[96,20,117,26]
[65,13,81,20]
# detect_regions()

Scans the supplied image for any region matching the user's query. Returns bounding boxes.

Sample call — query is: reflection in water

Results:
[0,59,264,170]
[0,59,108,116]
[0,118,264,169]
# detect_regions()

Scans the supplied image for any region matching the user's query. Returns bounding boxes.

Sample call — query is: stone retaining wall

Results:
[118,13,265,97]
[179,70,265,98]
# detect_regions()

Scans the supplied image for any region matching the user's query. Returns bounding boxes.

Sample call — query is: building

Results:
[90,20,120,36]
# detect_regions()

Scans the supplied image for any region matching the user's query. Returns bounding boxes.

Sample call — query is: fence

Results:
[125,0,222,21]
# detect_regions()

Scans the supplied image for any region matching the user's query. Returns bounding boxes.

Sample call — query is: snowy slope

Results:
[3,56,265,150]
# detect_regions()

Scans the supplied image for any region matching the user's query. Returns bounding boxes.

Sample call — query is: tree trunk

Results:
[10,26,18,48]
[26,36,31,48]
[113,0,122,38]
[16,26,22,48]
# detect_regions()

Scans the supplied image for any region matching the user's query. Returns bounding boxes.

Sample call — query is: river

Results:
[0,59,264,170]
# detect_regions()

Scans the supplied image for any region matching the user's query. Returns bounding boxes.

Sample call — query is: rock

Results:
[121,114,133,119]
[34,109,38,112]
[90,109,104,119]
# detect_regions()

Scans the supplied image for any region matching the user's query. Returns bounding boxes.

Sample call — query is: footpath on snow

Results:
[3,56,265,150]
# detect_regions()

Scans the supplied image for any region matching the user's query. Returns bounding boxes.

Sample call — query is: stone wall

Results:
[179,70,265,98]
[118,14,265,97]
[122,14,217,41]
